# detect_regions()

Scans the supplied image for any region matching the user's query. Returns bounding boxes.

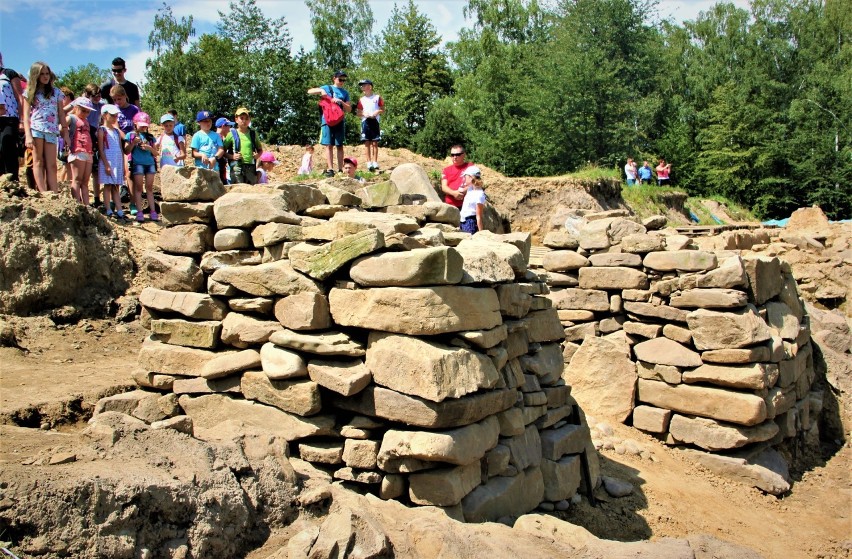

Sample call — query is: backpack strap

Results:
[324,85,335,99]
[68,115,78,147]
[249,129,260,154]
[230,128,240,153]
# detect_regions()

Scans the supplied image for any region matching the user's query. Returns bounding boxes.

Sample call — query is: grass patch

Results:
[621,184,688,218]
[684,196,756,225]
[563,165,621,181]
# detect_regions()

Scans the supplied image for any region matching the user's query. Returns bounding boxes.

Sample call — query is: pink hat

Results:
[343,156,358,168]
[132,112,151,125]
[259,151,278,164]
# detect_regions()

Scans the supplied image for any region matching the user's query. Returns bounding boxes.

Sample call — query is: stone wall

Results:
[111,166,599,522]
[540,212,820,494]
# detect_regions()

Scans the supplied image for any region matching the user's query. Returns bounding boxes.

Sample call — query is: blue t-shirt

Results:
[174,122,186,137]
[321,85,349,126]
[638,165,652,180]
[126,131,156,166]
[190,130,224,170]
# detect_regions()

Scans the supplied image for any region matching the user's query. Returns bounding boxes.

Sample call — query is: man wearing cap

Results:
[224,107,263,185]
[356,79,384,172]
[215,117,235,184]
[308,71,352,177]
[441,144,474,209]
[190,110,225,172]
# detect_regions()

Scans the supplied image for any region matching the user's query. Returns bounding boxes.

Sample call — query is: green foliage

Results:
[56,64,110,98]
[305,0,374,70]
[412,97,468,159]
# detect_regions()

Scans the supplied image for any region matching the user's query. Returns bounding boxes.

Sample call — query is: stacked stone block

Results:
[120,166,599,522]
[541,215,819,494]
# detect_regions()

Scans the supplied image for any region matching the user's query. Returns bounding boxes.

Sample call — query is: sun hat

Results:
[215,117,235,128]
[235,107,250,117]
[70,97,95,111]
[462,165,482,178]
[358,79,373,86]
[160,113,175,124]
[196,110,212,122]
[101,104,120,115]
[132,112,151,125]
[259,151,278,164]
[343,156,358,168]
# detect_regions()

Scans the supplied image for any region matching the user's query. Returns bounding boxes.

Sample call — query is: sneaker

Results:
[105,210,114,218]
[92,199,103,208]
[324,169,335,178]
[136,213,145,223]
[149,211,159,222]
[130,203,138,216]
[115,211,128,222]
[110,201,116,212]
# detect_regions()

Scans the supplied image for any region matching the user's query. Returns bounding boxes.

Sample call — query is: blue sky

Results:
[1,0,748,85]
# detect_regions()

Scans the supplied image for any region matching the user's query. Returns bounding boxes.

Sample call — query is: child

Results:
[257,151,277,184]
[57,86,74,183]
[298,144,314,175]
[356,79,384,171]
[66,97,95,205]
[190,110,224,172]
[23,62,69,192]
[125,112,159,222]
[157,113,185,167]
[225,107,262,184]
[97,104,128,221]
[83,84,104,208]
[459,165,486,234]
[342,156,365,184]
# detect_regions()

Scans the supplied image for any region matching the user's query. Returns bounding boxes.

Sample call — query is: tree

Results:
[360,0,452,147]
[57,64,110,97]
[305,0,374,70]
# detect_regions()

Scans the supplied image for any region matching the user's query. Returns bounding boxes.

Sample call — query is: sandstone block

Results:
[637,361,682,384]
[289,229,385,280]
[200,250,262,273]
[542,250,589,272]
[213,228,250,251]
[454,244,516,284]
[633,337,702,367]
[160,201,215,225]
[229,297,273,314]
[541,455,582,502]
[211,260,320,297]
[683,362,775,390]
[623,301,689,323]
[684,447,790,495]
[765,301,800,341]
[695,255,748,289]
[518,343,563,384]
[273,292,332,331]
[220,312,282,348]
[251,222,303,247]
[669,289,748,309]
[540,423,591,460]
[388,163,443,203]
[213,191,300,228]
[172,376,242,395]
[269,329,365,357]
[366,332,500,402]
[638,379,767,426]
[579,266,648,290]
[299,442,344,464]
[504,425,543,470]
[140,287,227,320]
[378,415,500,468]
[623,321,662,339]
[139,252,204,293]
[200,349,261,379]
[587,252,642,267]
[409,462,481,507]
[643,250,717,272]
[700,346,771,364]
[523,308,566,343]
[151,318,221,349]
[308,359,371,396]
[455,324,507,349]
[497,407,526,437]
[160,165,224,201]
[621,233,665,254]
[350,246,463,287]
[662,324,692,344]
[543,231,579,249]
[343,439,380,469]
[329,211,419,236]
[330,286,501,336]
[669,415,779,451]
[241,371,321,416]
[138,338,231,376]
[548,288,609,312]
[260,342,308,379]
[462,466,544,522]
[687,306,772,350]
[562,336,636,423]
[743,256,783,305]
[632,405,672,433]
[157,224,213,255]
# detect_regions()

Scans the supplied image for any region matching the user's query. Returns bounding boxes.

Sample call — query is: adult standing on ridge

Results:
[624,157,637,186]
[656,158,672,186]
[441,144,474,209]
[307,70,351,177]
[638,160,653,185]
[100,57,140,107]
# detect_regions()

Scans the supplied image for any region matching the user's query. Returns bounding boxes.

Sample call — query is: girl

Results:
[125,112,158,222]
[98,104,127,221]
[257,151,278,184]
[83,84,104,208]
[459,165,486,234]
[58,86,74,184]
[157,113,185,168]
[66,97,95,205]
[22,61,69,192]
[297,144,314,175]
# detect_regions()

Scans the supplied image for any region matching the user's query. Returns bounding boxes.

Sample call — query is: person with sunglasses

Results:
[307,70,351,177]
[100,57,140,107]
[441,144,475,209]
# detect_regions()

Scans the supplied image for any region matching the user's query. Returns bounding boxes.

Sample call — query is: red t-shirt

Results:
[442,161,473,208]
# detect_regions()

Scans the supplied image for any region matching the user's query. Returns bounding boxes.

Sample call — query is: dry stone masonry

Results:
[542,211,821,495]
[111,165,600,522]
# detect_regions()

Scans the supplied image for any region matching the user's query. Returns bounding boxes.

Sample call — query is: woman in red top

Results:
[656,159,672,186]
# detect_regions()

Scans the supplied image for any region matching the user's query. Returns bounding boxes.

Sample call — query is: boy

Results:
[356,79,384,172]
[343,156,365,184]
[190,110,224,172]
[307,71,351,177]
[215,117,234,184]
[224,107,262,185]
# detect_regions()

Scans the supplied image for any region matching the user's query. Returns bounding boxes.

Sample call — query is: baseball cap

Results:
[333,70,348,78]
[70,97,95,111]
[216,117,235,128]
[343,157,358,168]
[259,151,278,164]
[160,113,175,124]
[358,79,373,86]
[101,104,120,115]
[196,110,212,122]
[235,107,250,117]
[462,165,482,178]
[132,112,151,125]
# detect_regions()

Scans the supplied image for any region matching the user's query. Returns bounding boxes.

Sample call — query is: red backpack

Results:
[319,86,345,127]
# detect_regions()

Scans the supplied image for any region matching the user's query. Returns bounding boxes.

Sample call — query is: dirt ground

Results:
[1,319,849,558]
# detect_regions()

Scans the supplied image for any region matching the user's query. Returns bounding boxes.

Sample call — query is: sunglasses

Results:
[450,152,465,157]
[111,68,125,74]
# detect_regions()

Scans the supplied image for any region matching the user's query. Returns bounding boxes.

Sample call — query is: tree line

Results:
[66,0,850,219]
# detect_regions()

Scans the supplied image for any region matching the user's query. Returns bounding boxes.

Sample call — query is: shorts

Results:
[320,122,345,146]
[68,152,91,162]
[460,216,478,234]
[31,129,58,144]
[361,118,381,142]
[131,163,156,176]
[657,178,670,186]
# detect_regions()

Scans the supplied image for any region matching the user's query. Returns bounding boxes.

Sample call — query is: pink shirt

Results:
[71,117,92,154]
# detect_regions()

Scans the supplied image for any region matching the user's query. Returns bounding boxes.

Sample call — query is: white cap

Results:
[462,165,482,178]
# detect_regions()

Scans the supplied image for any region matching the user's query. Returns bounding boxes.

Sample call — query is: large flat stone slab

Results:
[213,191,301,228]
[578,267,648,290]
[683,447,791,495]
[329,286,501,336]
[366,332,500,402]
[638,379,767,426]
[687,306,772,350]
[289,229,385,280]
[562,336,636,423]
[682,362,776,390]
[331,386,516,429]
[241,371,322,416]
[349,246,463,287]
[633,338,702,368]
[547,288,609,312]
[160,165,224,202]
[668,415,779,451]
[669,289,748,309]
[462,466,544,523]
[140,287,227,320]
[138,338,233,376]
[269,329,365,357]
[378,415,500,467]
[211,260,320,297]
[409,462,481,507]
[643,250,717,272]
